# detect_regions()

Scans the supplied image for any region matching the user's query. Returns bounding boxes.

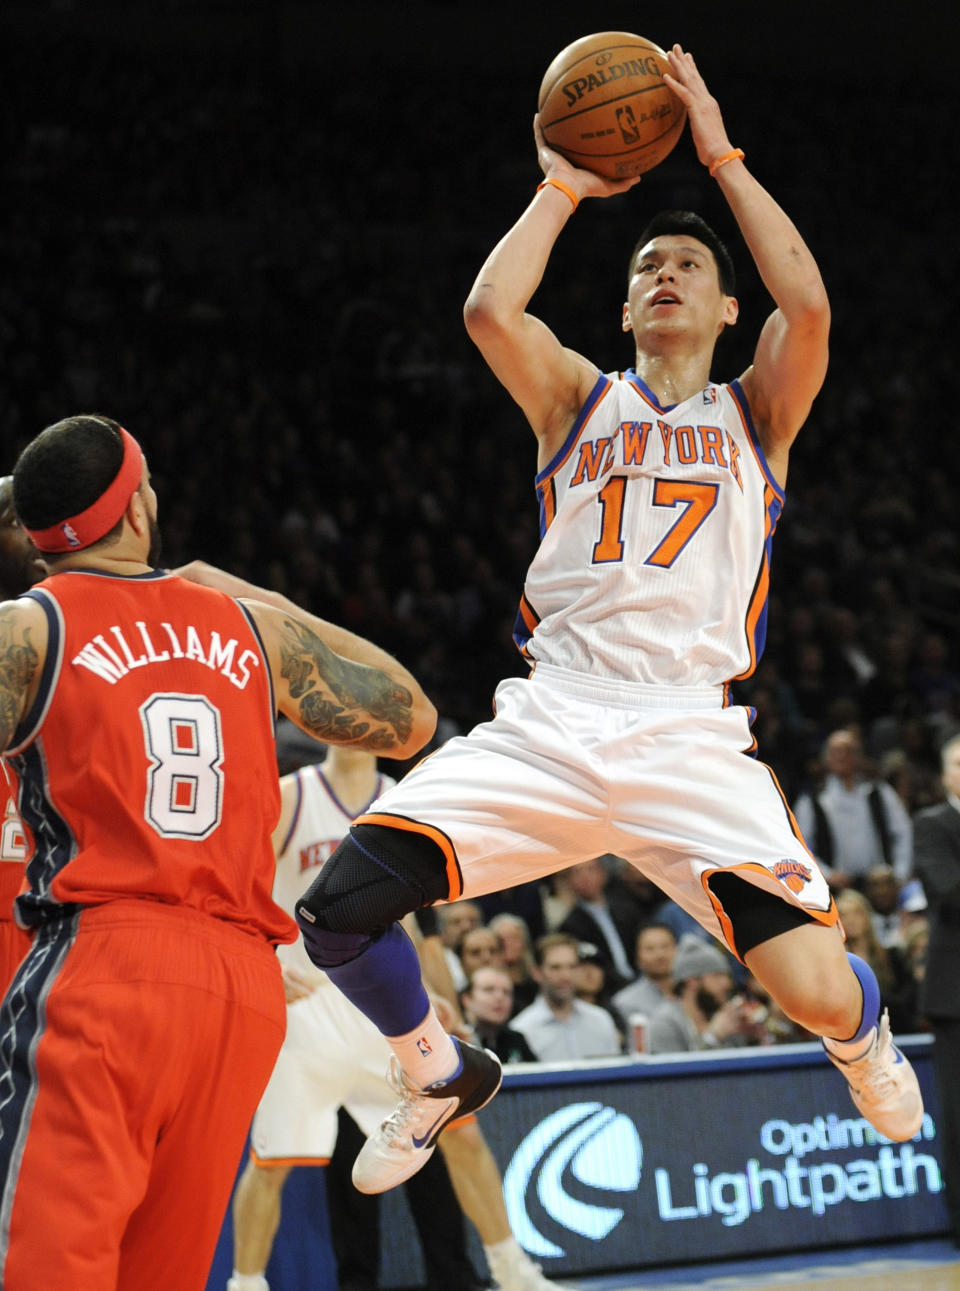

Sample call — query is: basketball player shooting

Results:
[293,43,923,1195]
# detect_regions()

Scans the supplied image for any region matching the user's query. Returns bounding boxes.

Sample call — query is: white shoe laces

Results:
[377,1057,431,1145]
[846,1015,897,1099]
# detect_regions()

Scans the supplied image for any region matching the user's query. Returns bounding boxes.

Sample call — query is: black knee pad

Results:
[297,821,451,937]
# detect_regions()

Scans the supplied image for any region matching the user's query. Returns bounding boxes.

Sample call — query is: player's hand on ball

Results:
[534,115,641,201]
[663,46,732,169]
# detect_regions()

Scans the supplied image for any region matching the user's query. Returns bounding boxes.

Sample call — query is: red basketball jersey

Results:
[6,569,295,945]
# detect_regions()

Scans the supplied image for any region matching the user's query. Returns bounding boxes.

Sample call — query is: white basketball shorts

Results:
[357,664,836,954]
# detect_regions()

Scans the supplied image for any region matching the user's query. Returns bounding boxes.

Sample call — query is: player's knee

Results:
[295,823,450,966]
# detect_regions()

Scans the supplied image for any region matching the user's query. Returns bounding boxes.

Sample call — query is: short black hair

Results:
[629,210,736,297]
[13,414,125,536]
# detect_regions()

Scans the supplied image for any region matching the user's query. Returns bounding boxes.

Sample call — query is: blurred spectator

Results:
[557,857,638,992]
[474,879,546,944]
[793,728,913,888]
[487,913,538,1015]
[612,922,678,1021]
[460,966,537,1065]
[541,870,577,930]
[862,865,903,948]
[511,933,622,1061]
[603,859,670,932]
[912,732,960,1245]
[436,900,482,993]
[903,921,930,1000]
[646,935,765,1054]
[834,889,919,1034]
[897,877,930,947]
[574,942,627,1047]
[456,925,505,981]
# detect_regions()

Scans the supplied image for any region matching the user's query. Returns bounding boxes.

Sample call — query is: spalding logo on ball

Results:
[538,32,686,178]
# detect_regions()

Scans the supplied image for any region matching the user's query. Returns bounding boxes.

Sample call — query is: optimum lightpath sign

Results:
[477,1041,947,1275]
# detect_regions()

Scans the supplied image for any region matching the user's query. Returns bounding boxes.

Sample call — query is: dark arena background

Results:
[2,2,960,1288]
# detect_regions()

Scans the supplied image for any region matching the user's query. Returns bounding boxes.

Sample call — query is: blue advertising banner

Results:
[206,1036,947,1290]
[378,1037,947,1284]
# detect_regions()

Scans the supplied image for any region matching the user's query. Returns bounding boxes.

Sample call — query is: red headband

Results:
[24,427,144,554]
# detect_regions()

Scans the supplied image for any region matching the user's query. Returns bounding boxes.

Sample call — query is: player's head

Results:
[12,414,161,565]
[0,476,46,599]
[627,212,735,296]
[623,211,738,352]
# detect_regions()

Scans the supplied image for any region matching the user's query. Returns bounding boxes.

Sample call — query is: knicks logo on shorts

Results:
[772,860,813,894]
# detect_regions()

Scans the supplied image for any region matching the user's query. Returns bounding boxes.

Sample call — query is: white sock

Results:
[387,1005,461,1087]
[227,1273,269,1291]
[824,1026,876,1061]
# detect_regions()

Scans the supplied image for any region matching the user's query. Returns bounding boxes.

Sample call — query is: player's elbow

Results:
[790,282,831,338]
[402,693,438,758]
[463,285,513,347]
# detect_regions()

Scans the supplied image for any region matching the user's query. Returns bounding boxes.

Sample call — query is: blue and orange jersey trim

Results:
[531,369,606,503]
[315,766,384,821]
[719,381,784,686]
[623,368,680,414]
[728,379,786,504]
[512,593,541,659]
[728,480,781,684]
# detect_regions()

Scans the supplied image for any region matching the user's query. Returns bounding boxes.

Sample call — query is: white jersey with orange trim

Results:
[273,763,394,984]
[514,369,782,690]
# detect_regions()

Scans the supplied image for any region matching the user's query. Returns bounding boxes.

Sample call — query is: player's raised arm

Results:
[463,119,639,461]
[664,45,830,471]
[175,561,436,759]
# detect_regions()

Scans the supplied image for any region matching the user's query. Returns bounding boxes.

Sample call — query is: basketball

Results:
[537,32,686,179]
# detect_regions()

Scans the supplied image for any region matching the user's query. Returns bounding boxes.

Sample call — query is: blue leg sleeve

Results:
[846,952,882,1042]
[323,921,431,1037]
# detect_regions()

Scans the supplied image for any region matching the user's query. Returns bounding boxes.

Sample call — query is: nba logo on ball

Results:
[538,31,687,178]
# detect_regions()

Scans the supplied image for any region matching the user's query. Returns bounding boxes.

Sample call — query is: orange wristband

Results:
[536,177,579,212]
[708,148,745,178]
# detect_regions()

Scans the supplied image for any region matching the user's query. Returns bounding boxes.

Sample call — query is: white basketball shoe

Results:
[352,1040,502,1194]
[486,1238,575,1290]
[824,1009,924,1141]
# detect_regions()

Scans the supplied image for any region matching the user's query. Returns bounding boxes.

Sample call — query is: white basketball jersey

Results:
[274,763,394,982]
[515,370,784,689]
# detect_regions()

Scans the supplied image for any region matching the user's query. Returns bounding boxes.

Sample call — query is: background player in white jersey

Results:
[292,44,923,1193]
[225,740,559,1291]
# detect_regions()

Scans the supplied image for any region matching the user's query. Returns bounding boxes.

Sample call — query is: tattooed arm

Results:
[174,561,437,757]
[244,600,436,758]
[0,599,47,752]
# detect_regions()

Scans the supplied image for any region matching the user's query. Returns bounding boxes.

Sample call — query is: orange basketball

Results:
[537,32,686,179]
